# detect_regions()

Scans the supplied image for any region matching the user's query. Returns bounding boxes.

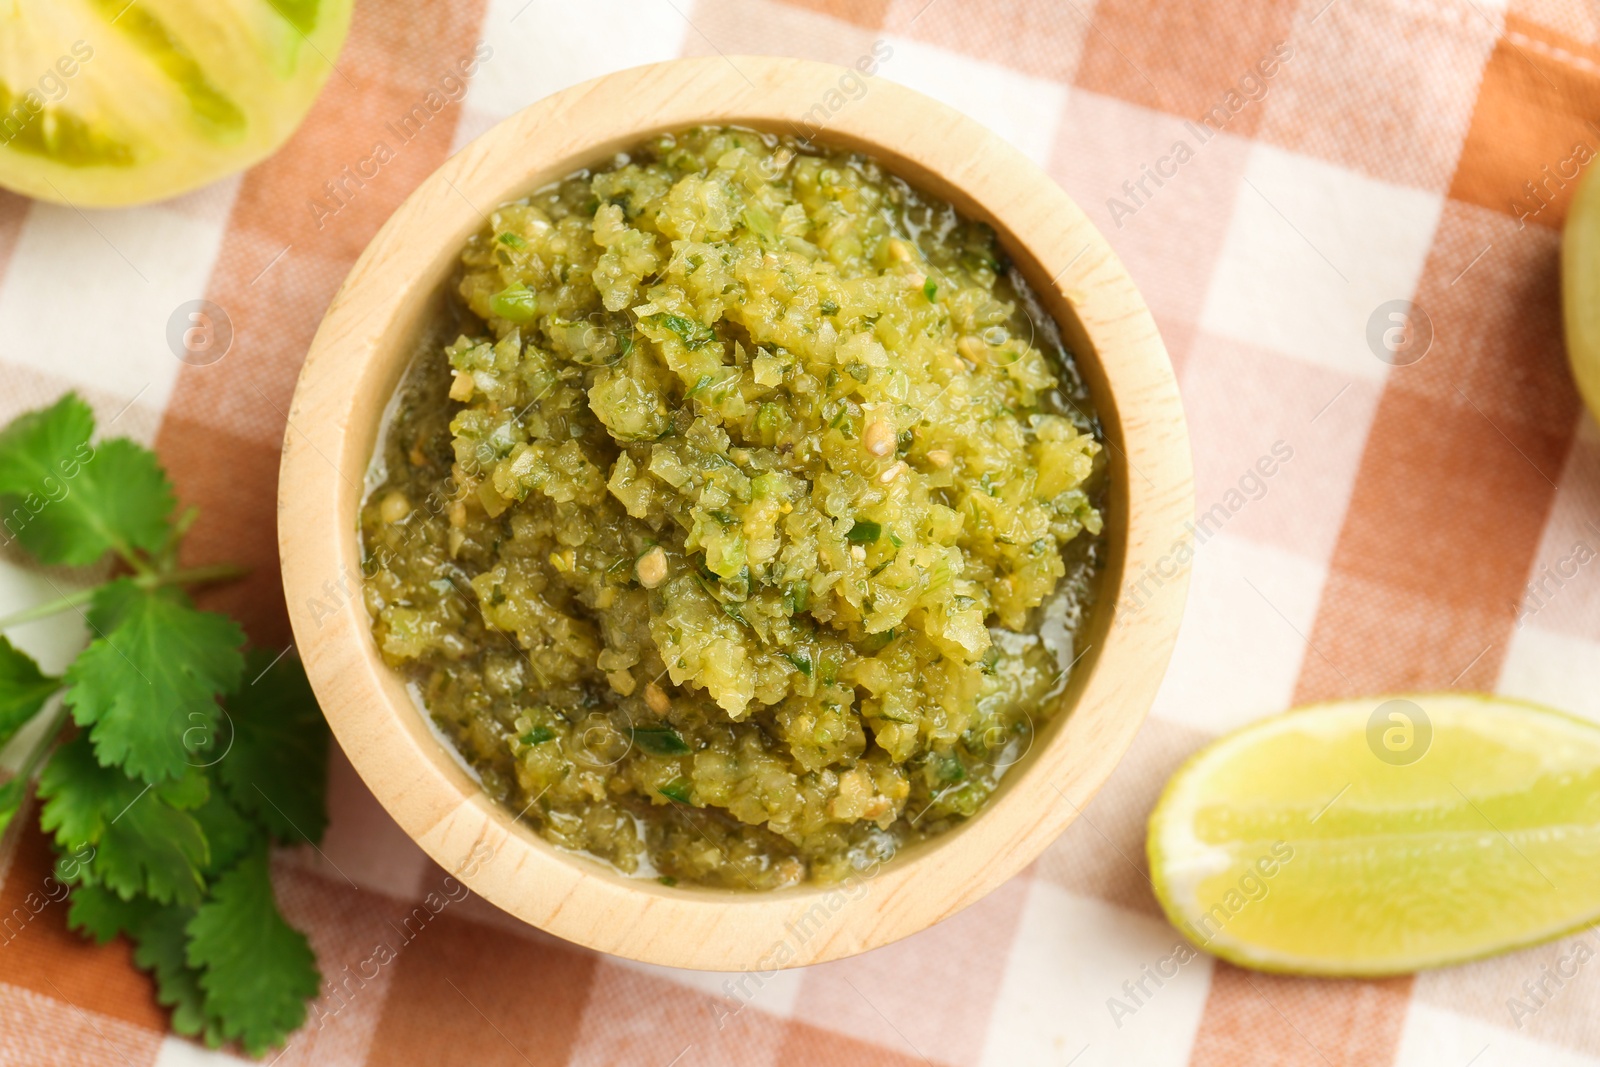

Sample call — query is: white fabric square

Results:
[980,881,1212,1067]
[456,0,686,147]
[612,957,806,1021]
[1394,1001,1600,1067]
[1200,142,1442,381]
[0,567,90,776]
[1499,623,1600,725]
[0,180,238,415]
[0,559,92,678]
[1148,530,1326,733]
[1498,414,1600,643]
[153,1036,253,1066]
[880,34,1069,167]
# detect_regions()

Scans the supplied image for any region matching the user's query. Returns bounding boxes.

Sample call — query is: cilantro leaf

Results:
[38,735,210,905]
[0,636,59,749]
[68,883,225,1045]
[647,313,715,349]
[67,881,158,944]
[194,784,263,876]
[846,519,881,544]
[187,849,320,1056]
[135,903,221,1046]
[0,392,333,1054]
[193,784,263,877]
[216,649,329,843]
[64,580,244,783]
[0,394,173,566]
[631,724,690,755]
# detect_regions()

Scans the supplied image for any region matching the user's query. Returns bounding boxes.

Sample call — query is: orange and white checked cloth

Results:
[4,0,1600,1063]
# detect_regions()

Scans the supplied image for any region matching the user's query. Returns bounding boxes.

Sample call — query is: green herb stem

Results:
[0,562,249,631]
[116,544,157,578]
[13,697,70,783]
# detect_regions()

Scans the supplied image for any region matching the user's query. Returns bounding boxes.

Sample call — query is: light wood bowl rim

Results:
[279,55,1192,970]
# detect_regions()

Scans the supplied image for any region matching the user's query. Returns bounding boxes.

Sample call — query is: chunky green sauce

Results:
[361,127,1105,889]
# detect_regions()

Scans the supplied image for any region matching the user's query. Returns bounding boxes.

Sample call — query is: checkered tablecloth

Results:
[4,0,1600,1063]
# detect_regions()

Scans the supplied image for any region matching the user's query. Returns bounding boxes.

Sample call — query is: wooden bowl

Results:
[280,56,1192,970]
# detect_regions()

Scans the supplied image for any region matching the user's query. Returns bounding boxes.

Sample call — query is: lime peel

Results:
[1148,693,1600,976]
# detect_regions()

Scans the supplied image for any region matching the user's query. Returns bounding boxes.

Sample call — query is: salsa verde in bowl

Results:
[359,126,1107,891]
[281,57,1191,969]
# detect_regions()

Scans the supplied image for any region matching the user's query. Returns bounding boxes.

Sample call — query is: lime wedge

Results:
[1147,694,1600,976]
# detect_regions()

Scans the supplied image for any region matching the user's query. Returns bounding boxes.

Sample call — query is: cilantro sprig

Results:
[0,393,329,1057]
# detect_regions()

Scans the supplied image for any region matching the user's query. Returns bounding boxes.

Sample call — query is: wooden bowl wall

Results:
[280,55,1193,970]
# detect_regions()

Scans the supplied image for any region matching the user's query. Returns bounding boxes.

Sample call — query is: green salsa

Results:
[360,127,1105,889]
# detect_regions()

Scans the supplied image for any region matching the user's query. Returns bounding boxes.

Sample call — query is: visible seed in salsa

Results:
[359,126,1105,890]
[636,546,669,588]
